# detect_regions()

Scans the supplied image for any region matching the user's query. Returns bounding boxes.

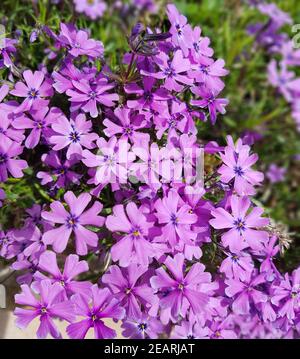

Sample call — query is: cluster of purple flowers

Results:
[0,3,299,339]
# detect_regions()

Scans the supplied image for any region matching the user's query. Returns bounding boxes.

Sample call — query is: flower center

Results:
[138,323,148,331]
[0,153,7,164]
[234,218,246,232]
[234,166,244,176]
[170,213,179,225]
[69,130,80,143]
[28,88,39,99]
[40,307,47,314]
[66,214,79,229]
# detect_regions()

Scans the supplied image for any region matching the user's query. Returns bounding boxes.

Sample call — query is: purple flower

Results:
[125,77,170,112]
[220,251,254,281]
[66,77,119,118]
[266,164,286,183]
[57,23,104,58]
[50,113,98,159]
[37,151,81,188]
[14,279,75,339]
[225,272,268,315]
[10,70,53,113]
[154,189,197,249]
[0,137,28,182]
[103,106,149,144]
[209,195,269,252]
[122,314,163,339]
[82,136,134,186]
[150,253,210,321]
[166,4,191,56]
[102,264,157,318]
[141,50,193,92]
[34,250,92,298]
[13,106,62,148]
[74,0,107,20]
[171,320,209,339]
[271,268,300,320]
[66,285,125,339]
[42,191,104,255]
[106,202,154,267]
[191,86,229,124]
[0,37,17,68]
[218,142,264,195]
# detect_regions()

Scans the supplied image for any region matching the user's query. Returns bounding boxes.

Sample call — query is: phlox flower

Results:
[191,86,229,124]
[225,272,268,315]
[220,251,254,281]
[37,151,81,188]
[0,137,28,182]
[66,77,119,118]
[82,136,134,185]
[10,70,53,113]
[102,264,157,318]
[209,195,269,252]
[42,191,104,255]
[66,285,125,339]
[271,268,300,320]
[14,279,75,339]
[187,26,214,63]
[125,77,170,112]
[57,23,104,58]
[141,50,193,92]
[50,113,98,159]
[0,37,17,68]
[266,164,286,183]
[121,314,164,339]
[103,106,149,144]
[166,4,191,56]
[0,104,25,143]
[73,0,107,20]
[106,202,154,267]
[218,142,264,195]
[154,189,197,248]
[13,106,62,148]
[171,320,209,339]
[34,250,92,298]
[151,254,210,322]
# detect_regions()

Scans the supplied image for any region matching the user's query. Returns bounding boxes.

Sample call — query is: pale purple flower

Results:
[266,164,286,183]
[150,253,210,320]
[82,136,134,185]
[42,191,104,255]
[103,106,149,144]
[106,202,154,267]
[57,23,104,58]
[13,106,62,148]
[141,50,193,92]
[154,189,197,249]
[271,268,300,320]
[191,86,229,124]
[14,280,75,339]
[34,250,92,298]
[50,113,98,159]
[0,137,28,182]
[37,151,81,188]
[171,320,209,339]
[225,272,268,315]
[66,77,119,118]
[10,70,53,113]
[122,314,163,339]
[102,264,157,318]
[66,285,125,339]
[74,0,107,20]
[220,251,254,281]
[209,195,269,252]
[218,143,264,195]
